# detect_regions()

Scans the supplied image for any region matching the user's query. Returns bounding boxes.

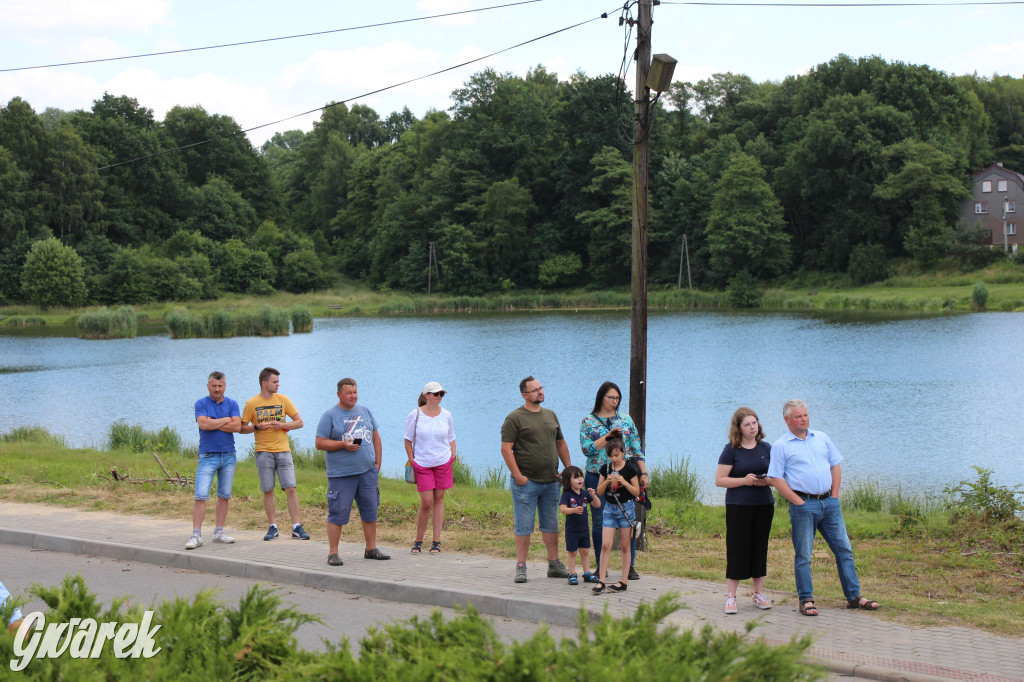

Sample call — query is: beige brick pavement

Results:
[0,502,1019,681]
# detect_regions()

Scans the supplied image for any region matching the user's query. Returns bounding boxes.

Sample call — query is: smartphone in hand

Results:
[352,438,363,445]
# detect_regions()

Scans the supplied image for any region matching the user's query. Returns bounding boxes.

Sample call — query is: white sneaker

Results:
[724,596,738,614]
[185,534,202,550]
[753,592,772,610]
[212,531,235,544]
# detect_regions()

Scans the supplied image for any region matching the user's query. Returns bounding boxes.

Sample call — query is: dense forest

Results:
[2,54,1024,307]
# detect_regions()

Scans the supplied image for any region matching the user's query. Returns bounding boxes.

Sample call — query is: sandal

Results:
[591,581,606,594]
[363,547,391,560]
[847,596,880,610]
[411,541,422,554]
[799,599,818,616]
[608,581,628,592]
[327,553,344,566]
[429,541,441,554]
[568,573,578,585]
[582,571,599,583]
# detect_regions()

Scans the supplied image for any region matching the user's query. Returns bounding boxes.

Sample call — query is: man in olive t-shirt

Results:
[500,376,572,583]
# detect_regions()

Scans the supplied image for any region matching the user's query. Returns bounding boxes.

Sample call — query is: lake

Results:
[1,309,1021,502]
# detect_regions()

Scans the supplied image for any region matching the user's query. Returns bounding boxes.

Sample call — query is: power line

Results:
[9,11,612,191]
[0,0,544,74]
[660,1,1024,6]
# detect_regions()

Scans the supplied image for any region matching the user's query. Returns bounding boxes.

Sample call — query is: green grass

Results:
[107,421,182,454]
[649,455,703,504]
[290,304,313,333]
[75,305,138,339]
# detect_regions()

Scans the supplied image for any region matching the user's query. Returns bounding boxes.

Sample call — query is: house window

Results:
[976,202,988,214]
[1007,200,1016,213]
[1007,223,1017,236]
[998,180,1008,192]
[982,181,992,192]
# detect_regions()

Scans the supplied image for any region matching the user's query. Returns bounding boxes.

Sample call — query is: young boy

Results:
[559,465,602,585]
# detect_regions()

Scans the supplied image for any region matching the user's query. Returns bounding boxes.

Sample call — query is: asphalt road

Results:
[0,544,577,653]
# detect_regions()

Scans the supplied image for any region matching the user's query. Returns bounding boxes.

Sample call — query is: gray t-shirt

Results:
[316,404,379,478]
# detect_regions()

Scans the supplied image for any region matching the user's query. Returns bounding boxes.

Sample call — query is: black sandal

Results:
[429,541,441,554]
[609,581,628,592]
[411,541,423,554]
[364,547,391,560]
[591,581,606,594]
[327,553,344,566]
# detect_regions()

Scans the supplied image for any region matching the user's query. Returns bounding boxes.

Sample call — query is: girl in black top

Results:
[714,407,774,614]
[593,439,640,594]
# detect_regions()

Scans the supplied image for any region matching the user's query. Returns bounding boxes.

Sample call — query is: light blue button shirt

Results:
[767,429,843,495]
[1,580,23,625]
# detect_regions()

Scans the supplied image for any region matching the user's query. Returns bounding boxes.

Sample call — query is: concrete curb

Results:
[0,526,1002,681]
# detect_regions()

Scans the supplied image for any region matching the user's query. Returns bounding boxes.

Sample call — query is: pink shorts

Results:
[412,457,454,492]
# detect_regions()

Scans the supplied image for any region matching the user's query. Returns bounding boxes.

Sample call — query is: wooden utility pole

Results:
[630,0,652,443]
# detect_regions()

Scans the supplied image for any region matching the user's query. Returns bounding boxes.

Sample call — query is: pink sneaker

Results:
[753,592,772,610]
[724,596,738,614]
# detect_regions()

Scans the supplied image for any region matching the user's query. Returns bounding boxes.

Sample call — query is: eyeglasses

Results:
[523,386,544,394]
[606,395,621,401]
[427,391,446,397]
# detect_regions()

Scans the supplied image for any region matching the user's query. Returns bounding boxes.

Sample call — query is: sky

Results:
[2,0,1024,146]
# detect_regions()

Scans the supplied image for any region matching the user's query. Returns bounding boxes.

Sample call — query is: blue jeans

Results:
[194,452,236,501]
[788,496,860,602]
[585,471,636,568]
[510,479,560,536]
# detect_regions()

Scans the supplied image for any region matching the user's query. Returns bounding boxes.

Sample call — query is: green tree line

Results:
[2,54,1022,307]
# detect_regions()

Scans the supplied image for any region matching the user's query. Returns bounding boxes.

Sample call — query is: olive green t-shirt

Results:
[500,406,564,483]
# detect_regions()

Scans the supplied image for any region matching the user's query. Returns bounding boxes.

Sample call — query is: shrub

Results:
[76,305,137,339]
[165,307,205,339]
[206,310,235,338]
[279,249,328,293]
[482,465,508,489]
[847,243,888,284]
[972,282,989,311]
[21,237,88,309]
[452,456,475,486]
[725,272,762,308]
[255,305,290,336]
[108,421,182,453]
[538,253,583,287]
[290,305,313,333]
[944,466,1024,522]
[0,425,67,447]
[650,455,702,504]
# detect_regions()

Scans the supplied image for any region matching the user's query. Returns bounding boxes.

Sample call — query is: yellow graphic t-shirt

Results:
[241,393,298,453]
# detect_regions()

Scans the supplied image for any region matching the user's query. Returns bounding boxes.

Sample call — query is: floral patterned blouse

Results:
[579,411,645,474]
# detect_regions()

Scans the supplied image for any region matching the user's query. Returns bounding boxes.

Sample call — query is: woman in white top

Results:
[405,381,457,554]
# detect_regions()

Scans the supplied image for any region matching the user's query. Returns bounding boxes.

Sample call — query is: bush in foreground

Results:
[0,577,821,680]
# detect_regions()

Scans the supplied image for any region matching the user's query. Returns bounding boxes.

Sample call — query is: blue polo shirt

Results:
[195,395,240,454]
[767,429,843,495]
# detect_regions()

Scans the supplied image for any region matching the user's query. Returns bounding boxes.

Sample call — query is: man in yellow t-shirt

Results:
[241,367,308,541]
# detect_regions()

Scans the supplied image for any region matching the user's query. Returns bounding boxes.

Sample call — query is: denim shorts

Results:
[326,469,380,526]
[603,498,636,529]
[255,451,296,492]
[510,479,560,536]
[194,452,236,501]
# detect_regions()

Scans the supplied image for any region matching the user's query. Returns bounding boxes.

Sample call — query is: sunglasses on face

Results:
[427,391,446,397]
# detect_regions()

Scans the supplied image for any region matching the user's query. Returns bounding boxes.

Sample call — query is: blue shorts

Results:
[603,499,636,529]
[510,479,560,536]
[565,529,591,553]
[326,469,379,526]
[194,452,236,501]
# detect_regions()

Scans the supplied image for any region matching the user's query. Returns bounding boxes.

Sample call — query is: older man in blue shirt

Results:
[767,399,880,616]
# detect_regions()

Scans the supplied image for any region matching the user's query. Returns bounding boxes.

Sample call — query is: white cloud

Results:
[0,0,170,34]
[945,41,1024,77]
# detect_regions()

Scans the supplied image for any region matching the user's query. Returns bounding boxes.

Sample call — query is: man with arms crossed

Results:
[500,376,571,583]
[315,378,390,565]
[767,399,880,616]
[241,367,310,541]
[187,371,241,549]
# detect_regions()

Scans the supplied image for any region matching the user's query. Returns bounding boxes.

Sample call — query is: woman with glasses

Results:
[405,381,456,554]
[579,381,648,580]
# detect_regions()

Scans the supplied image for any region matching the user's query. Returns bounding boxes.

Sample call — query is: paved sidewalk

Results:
[0,502,1019,682]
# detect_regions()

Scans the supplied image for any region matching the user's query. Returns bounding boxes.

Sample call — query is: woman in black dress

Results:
[714,407,774,614]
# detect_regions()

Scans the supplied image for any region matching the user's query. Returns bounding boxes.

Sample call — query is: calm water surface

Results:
[1,310,1021,501]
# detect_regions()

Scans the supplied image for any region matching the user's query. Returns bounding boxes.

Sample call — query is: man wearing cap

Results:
[500,376,572,583]
[767,399,880,616]
[315,377,390,566]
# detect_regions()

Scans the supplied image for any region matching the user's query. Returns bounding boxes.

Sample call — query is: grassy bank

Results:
[2,426,1021,635]
[4,262,1024,335]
